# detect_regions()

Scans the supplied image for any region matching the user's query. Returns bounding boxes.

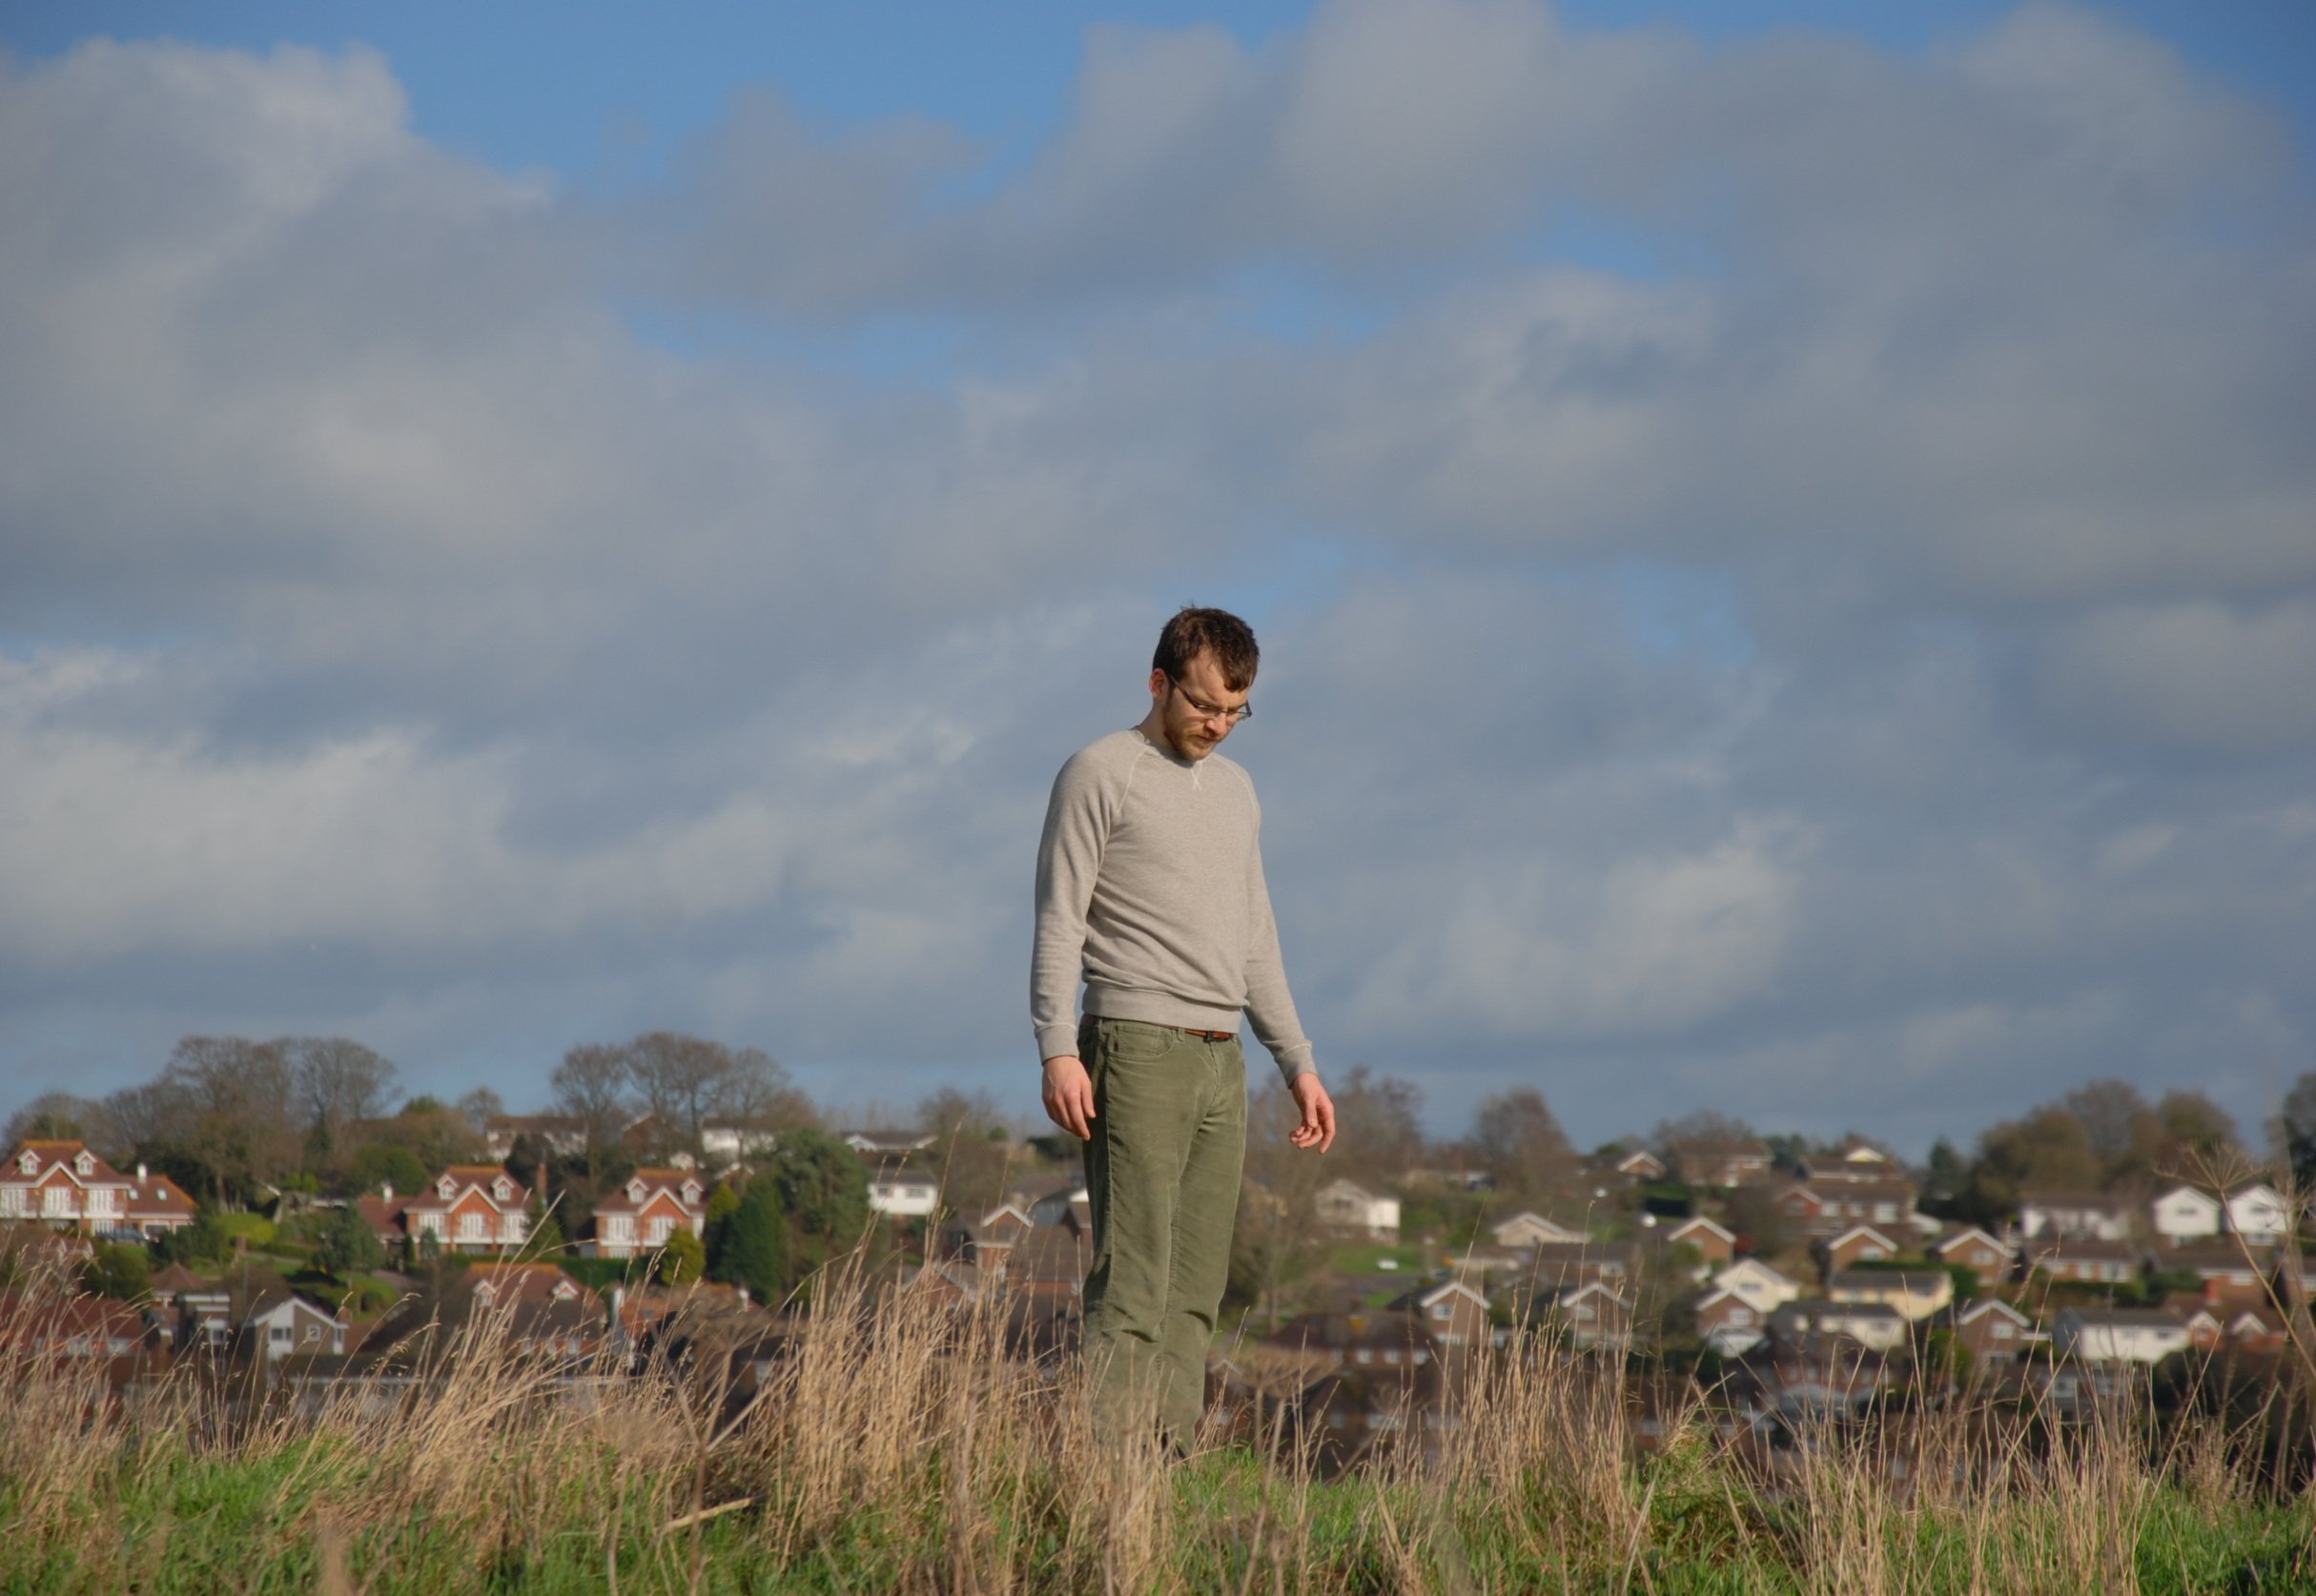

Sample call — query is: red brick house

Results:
[0,1140,197,1237]
[1670,1138,1773,1189]
[1946,1298,2033,1365]
[585,1169,707,1258]
[1665,1216,1736,1267]
[2020,1238,2139,1286]
[1928,1228,2009,1277]
[364,1167,532,1255]
[1820,1224,1901,1271]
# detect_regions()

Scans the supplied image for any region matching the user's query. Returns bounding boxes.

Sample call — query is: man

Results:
[1033,604,1336,1449]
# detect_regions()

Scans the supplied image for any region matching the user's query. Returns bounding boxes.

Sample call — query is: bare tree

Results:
[552,1043,635,1157]
[2062,1078,2161,1181]
[916,1087,1012,1218]
[164,1035,299,1205]
[2,1092,100,1149]
[1326,1066,1425,1185]
[715,1048,817,1141]
[286,1037,400,1163]
[100,1078,192,1158]
[1650,1109,1756,1152]
[1231,1078,1332,1332]
[1474,1087,1577,1197]
[624,1032,730,1162]
[456,1086,506,1137]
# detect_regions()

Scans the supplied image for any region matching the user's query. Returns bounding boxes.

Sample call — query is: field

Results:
[4,1272,2313,1594]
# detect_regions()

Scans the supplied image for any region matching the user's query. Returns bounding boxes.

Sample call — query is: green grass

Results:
[215,1212,277,1246]
[1326,1242,1421,1275]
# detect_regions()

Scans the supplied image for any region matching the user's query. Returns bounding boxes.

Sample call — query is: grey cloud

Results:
[2,18,2312,1155]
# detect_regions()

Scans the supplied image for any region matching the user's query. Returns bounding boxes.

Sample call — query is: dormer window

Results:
[438,1177,457,1198]
[474,1283,496,1303]
[17,1151,34,1175]
[553,1280,575,1299]
[627,1180,646,1202]
[493,1178,512,1200]
[74,1152,95,1175]
[683,1183,701,1203]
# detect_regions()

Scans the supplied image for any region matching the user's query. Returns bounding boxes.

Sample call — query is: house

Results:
[244,1293,351,1361]
[2162,1245,2267,1301]
[1026,1183,1090,1228]
[1396,1280,1492,1349]
[1538,1281,1630,1351]
[1491,1211,1589,1249]
[2018,1192,2133,1243]
[1664,1215,1736,1268]
[1945,1298,2033,1364]
[1769,1299,1910,1355]
[2224,1307,2290,1357]
[1773,1183,1829,1231]
[2020,1238,2140,1286]
[585,1169,707,1258]
[1737,1332,1896,1413]
[1928,1228,2010,1277]
[1792,1177,1917,1237]
[1712,1258,1802,1314]
[2149,1185,2224,1246]
[1694,1288,1768,1357]
[395,1167,532,1254]
[1001,1222,1094,1304]
[842,1130,937,1156]
[867,1168,940,1218]
[1670,1138,1773,1189]
[1609,1148,1667,1182]
[483,1115,590,1160]
[2052,1307,2190,1366]
[1522,1240,1639,1294]
[2224,1183,2294,1245]
[0,1294,154,1360]
[0,1140,198,1237]
[1315,1179,1401,1238]
[1820,1225,1901,1271]
[1825,1269,1954,1322]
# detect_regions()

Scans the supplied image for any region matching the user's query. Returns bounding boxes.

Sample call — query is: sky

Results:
[1,1,2312,1157]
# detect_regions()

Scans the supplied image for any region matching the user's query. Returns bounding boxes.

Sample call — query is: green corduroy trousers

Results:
[1077,1014,1248,1449]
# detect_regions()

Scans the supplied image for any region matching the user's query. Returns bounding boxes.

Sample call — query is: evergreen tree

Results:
[312,1203,386,1279]
[774,1127,872,1278]
[657,1225,707,1284]
[717,1176,788,1304]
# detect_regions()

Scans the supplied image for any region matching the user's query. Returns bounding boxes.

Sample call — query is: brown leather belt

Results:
[1173,1027,1236,1042]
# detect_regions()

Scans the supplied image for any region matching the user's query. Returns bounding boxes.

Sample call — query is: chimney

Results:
[381,1182,394,1202]
[736,1285,749,1308]
[137,1162,148,1181]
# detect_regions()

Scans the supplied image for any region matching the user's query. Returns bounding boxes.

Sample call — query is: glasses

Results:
[1168,675,1253,725]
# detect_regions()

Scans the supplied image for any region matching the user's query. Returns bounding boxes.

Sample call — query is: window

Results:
[1431,1304,1452,1321]
[1355,1348,1373,1366]
[0,1188,23,1217]
[1992,1322,2013,1340]
[460,1212,486,1240]
[272,1326,291,1343]
[43,1187,71,1217]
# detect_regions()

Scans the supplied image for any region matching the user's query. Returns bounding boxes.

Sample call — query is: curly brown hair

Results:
[1153,606,1260,692]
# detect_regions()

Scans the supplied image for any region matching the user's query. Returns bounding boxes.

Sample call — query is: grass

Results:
[1327,1242,1422,1275]
[4,1263,2314,1594]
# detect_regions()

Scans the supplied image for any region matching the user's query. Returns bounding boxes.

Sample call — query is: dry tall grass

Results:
[2,1262,2310,1593]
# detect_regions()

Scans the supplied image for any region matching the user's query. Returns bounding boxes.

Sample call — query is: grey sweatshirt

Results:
[1032,727,1317,1084]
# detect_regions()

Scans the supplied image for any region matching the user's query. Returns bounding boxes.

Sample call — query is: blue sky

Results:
[2,1,2311,1156]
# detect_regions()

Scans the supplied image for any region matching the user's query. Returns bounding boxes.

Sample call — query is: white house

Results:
[1315,1179,1402,1238]
[1711,1258,1801,1314]
[2150,1185,2224,1245]
[244,1294,349,1361]
[868,1171,940,1218]
[2225,1183,2294,1245]
[2053,1307,2191,1366]
[1770,1299,1910,1354]
[2018,1192,2133,1243]
[1694,1287,1768,1357]
[1490,1211,1588,1248]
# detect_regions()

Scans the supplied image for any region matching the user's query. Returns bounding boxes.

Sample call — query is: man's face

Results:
[1148,649,1250,761]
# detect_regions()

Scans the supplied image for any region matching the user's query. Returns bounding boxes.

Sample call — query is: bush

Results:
[312,1205,387,1279]
[656,1226,706,1285]
[153,1208,230,1267]
[84,1241,151,1301]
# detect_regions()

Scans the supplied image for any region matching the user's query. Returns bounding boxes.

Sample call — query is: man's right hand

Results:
[1042,1054,1097,1140]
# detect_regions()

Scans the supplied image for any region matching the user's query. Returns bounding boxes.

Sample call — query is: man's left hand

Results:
[1287,1073,1335,1153]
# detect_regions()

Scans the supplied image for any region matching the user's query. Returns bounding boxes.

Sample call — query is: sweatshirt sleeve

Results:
[1031,749,1109,1062]
[1241,823,1318,1084]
